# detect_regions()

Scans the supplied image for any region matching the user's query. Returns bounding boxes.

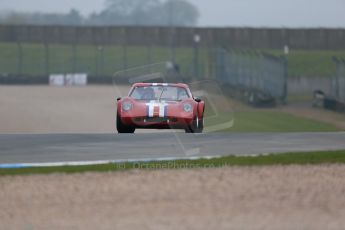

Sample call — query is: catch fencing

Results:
[1,25,345,49]
[211,49,288,105]
[0,40,209,84]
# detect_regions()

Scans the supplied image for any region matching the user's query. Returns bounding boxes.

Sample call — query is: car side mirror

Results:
[194,97,201,103]
[117,97,122,101]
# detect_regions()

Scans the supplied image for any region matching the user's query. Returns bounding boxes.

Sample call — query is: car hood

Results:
[120,98,195,118]
[135,100,179,105]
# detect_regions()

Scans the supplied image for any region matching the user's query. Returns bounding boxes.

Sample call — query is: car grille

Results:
[144,117,169,123]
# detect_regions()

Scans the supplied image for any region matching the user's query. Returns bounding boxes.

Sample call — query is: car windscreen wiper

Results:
[158,88,165,102]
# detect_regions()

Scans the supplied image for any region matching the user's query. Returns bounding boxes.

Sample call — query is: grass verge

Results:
[1,150,345,176]
[205,111,340,132]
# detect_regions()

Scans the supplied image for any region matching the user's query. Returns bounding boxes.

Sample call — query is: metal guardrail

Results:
[210,48,287,105]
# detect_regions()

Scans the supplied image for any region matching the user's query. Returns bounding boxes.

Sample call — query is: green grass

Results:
[231,111,339,132]
[1,150,345,176]
[266,49,345,77]
[0,42,209,77]
[204,110,339,132]
[203,96,340,132]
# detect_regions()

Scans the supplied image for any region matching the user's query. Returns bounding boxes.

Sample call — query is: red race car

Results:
[116,83,205,133]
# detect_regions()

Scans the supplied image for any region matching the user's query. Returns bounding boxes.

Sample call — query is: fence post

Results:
[16,42,23,76]
[168,0,176,63]
[339,58,345,104]
[282,56,288,104]
[44,43,49,76]
[72,44,77,74]
[99,46,104,76]
[122,28,128,70]
[332,57,340,100]
[193,34,201,80]
[95,45,98,77]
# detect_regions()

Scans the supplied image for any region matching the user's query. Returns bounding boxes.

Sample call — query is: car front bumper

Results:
[120,116,194,129]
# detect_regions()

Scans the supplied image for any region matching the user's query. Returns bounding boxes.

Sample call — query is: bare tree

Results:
[159,0,199,26]
[0,0,199,26]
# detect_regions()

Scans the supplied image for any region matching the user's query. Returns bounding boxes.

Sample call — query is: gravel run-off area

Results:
[1,165,345,230]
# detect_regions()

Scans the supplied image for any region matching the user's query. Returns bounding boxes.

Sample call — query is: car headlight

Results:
[122,101,133,111]
[183,103,193,112]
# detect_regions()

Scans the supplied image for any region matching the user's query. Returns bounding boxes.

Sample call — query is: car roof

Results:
[132,83,189,88]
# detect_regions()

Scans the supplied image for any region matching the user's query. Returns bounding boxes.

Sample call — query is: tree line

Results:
[0,0,199,26]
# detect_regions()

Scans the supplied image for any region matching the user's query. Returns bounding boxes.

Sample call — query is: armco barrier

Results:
[0,74,48,84]
[0,74,116,85]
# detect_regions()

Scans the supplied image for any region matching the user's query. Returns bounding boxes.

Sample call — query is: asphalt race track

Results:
[0,132,345,164]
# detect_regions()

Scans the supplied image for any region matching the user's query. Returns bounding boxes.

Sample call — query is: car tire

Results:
[185,111,204,133]
[194,113,204,133]
[117,113,135,133]
[196,115,204,133]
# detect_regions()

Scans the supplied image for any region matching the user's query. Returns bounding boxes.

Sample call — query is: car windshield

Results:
[130,86,189,101]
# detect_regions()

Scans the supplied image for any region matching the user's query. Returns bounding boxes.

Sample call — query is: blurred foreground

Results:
[1,165,345,229]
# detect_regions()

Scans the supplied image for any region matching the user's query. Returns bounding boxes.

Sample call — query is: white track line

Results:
[0,156,223,169]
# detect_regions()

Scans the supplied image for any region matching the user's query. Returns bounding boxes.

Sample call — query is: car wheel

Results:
[185,126,193,133]
[117,113,135,133]
[194,113,204,133]
[185,111,204,133]
[197,115,204,133]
